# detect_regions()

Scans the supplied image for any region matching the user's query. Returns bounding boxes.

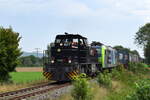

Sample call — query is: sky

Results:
[0,0,150,57]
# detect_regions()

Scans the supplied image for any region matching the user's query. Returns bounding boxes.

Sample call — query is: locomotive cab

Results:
[51,33,89,64]
[43,33,89,81]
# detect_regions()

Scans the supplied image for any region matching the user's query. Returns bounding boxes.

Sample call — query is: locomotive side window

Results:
[124,55,128,60]
[79,39,84,45]
[55,37,80,48]
[119,53,123,60]
[72,39,78,48]
[73,39,78,43]
[55,39,61,43]
[84,39,88,46]
[64,38,72,46]
[96,48,101,57]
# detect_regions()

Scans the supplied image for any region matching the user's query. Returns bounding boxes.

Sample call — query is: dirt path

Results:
[16,67,43,72]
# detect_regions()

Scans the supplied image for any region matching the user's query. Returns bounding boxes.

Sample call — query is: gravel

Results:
[24,85,72,100]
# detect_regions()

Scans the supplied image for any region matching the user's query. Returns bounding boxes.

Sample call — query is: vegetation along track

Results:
[0,82,70,100]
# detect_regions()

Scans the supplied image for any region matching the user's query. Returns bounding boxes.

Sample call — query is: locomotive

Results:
[43,33,139,81]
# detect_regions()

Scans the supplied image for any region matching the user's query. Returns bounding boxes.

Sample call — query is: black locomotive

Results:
[43,33,140,81]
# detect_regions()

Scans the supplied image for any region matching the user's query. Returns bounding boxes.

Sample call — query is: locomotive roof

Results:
[56,34,87,39]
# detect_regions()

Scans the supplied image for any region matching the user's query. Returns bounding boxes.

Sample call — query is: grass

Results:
[55,94,72,100]
[0,72,48,93]
[10,72,45,84]
[57,64,150,100]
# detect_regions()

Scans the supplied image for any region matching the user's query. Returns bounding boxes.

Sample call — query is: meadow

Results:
[0,67,47,93]
[10,72,45,84]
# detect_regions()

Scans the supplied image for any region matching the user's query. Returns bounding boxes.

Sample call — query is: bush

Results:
[0,27,22,82]
[128,62,148,73]
[116,64,125,72]
[127,79,150,100]
[111,69,121,80]
[71,74,93,100]
[97,71,112,88]
[110,64,126,80]
[128,62,137,73]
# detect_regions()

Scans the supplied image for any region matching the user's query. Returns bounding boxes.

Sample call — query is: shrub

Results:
[128,62,137,73]
[127,79,150,100]
[128,62,148,73]
[116,64,125,72]
[97,71,112,88]
[111,64,126,80]
[111,69,121,80]
[0,27,22,82]
[71,74,93,100]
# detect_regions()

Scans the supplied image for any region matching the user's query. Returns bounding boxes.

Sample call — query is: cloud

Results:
[132,10,150,16]
[0,0,92,17]
[1,0,150,20]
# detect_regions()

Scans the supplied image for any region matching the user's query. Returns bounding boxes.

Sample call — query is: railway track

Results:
[0,82,70,100]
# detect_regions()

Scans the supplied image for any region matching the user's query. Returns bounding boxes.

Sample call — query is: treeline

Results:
[18,55,43,67]
[113,45,140,56]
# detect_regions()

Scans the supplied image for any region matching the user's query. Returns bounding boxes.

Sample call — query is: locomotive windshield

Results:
[55,35,88,48]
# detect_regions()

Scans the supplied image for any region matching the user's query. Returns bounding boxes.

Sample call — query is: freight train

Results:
[43,33,140,81]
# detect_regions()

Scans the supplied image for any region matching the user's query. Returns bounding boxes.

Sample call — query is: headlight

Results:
[60,43,63,46]
[57,48,61,52]
[68,60,72,63]
[51,60,55,64]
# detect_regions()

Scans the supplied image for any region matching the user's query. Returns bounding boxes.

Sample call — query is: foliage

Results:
[135,23,150,64]
[128,63,137,73]
[135,23,150,46]
[71,74,93,100]
[128,62,148,73]
[111,65,141,87]
[114,45,130,53]
[144,42,150,64]
[111,65,125,80]
[107,65,148,100]
[19,55,43,67]
[127,79,150,100]
[91,41,103,46]
[97,71,112,88]
[130,50,140,57]
[113,45,140,56]
[0,27,22,82]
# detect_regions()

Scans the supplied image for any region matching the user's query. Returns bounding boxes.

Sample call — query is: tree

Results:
[144,42,150,64]
[0,27,22,82]
[135,23,150,64]
[19,55,43,67]
[113,45,124,50]
[114,45,140,57]
[130,50,140,57]
[113,45,131,53]
[135,23,150,46]
[91,41,103,46]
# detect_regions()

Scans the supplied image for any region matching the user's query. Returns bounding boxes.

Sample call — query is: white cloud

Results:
[132,10,150,16]
[144,17,150,23]
[51,0,91,17]
[0,0,92,17]
[1,0,150,19]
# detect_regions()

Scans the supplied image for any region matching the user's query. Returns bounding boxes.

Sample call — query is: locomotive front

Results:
[43,33,88,81]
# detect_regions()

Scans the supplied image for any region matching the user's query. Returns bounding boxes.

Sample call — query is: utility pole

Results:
[35,48,40,58]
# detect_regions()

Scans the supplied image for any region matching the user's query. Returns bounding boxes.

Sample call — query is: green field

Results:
[10,72,45,84]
